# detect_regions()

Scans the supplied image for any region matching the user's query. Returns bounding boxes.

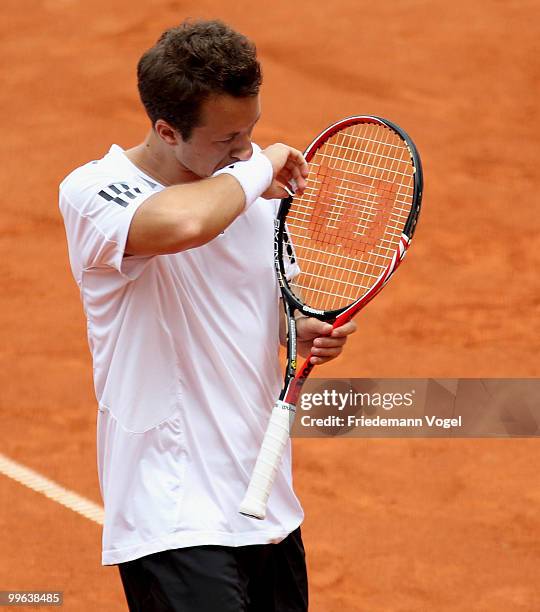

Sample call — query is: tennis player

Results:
[59,19,356,611]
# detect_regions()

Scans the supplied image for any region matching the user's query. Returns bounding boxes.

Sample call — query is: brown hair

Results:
[137,20,262,140]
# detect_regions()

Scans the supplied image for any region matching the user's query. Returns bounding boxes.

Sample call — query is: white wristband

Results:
[213,152,273,209]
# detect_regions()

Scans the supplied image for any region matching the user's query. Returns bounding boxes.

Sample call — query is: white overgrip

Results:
[239,400,296,519]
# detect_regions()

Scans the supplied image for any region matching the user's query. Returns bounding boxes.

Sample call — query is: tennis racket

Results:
[239,115,423,519]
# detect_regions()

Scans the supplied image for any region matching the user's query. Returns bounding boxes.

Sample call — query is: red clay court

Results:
[1,1,539,610]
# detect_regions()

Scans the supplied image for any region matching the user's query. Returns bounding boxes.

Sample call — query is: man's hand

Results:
[295,316,358,365]
[261,144,309,199]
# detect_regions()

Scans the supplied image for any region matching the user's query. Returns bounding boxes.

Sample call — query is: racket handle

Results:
[239,400,296,519]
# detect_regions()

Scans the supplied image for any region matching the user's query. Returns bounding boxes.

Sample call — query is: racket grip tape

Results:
[239,400,296,519]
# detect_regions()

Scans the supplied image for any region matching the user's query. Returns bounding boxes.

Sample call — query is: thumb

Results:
[298,316,333,338]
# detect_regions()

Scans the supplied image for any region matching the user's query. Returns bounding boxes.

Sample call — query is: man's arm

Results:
[126,144,308,257]
[125,174,246,256]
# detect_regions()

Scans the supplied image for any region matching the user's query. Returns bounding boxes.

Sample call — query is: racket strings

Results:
[285,122,415,311]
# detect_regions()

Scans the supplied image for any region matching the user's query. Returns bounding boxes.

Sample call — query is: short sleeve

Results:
[60,172,158,280]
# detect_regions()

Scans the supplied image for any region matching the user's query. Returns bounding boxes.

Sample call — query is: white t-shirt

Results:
[59,144,304,565]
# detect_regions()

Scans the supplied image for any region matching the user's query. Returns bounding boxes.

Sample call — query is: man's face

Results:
[175,94,261,179]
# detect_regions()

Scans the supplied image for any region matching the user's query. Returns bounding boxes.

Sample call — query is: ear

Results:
[155,119,181,146]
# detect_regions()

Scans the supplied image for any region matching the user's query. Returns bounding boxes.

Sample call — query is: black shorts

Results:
[118,528,308,612]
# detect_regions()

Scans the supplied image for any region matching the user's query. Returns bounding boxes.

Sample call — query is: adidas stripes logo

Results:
[98,183,143,208]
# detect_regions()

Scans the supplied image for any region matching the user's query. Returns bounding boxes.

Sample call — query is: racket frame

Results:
[277,115,422,319]
[239,115,423,519]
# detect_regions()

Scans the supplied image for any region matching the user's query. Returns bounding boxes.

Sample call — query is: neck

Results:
[125,131,198,186]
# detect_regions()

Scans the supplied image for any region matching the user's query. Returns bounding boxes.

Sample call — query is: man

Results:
[60,19,356,611]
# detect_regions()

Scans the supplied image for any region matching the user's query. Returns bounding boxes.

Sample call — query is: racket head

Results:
[276,115,423,319]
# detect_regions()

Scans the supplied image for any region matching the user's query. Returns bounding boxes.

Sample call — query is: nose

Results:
[231,136,253,162]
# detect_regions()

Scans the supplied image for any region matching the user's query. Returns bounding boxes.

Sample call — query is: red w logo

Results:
[309,166,397,255]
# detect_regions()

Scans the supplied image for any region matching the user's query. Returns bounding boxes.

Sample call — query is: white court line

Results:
[0,452,104,525]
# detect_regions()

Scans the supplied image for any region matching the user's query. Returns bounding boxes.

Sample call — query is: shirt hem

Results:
[102,521,304,565]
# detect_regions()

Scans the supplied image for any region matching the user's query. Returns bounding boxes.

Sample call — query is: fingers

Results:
[299,318,358,365]
[310,345,343,362]
[310,356,337,365]
[312,336,348,349]
[330,320,357,338]
[309,333,349,364]
[275,162,307,195]
[297,317,356,342]
[284,150,308,192]
[275,166,303,194]
[262,144,309,195]
[286,147,309,178]
[297,317,333,339]
[284,149,308,172]
[260,182,292,200]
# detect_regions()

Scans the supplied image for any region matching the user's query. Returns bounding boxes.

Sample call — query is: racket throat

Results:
[280,304,298,396]
[283,357,315,405]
